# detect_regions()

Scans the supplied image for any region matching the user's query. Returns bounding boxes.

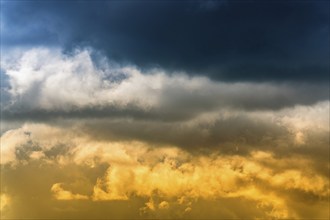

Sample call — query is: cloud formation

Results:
[1,48,328,123]
[0,1,328,219]
[51,183,89,200]
[2,1,329,82]
[1,94,329,218]
[0,119,328,219]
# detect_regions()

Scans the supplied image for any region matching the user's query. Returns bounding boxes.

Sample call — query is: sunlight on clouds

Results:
[1,118,328,218]
[88,149,327,219]
[158,201,170,209]
[279,101,329,131]
[51,183,89,200]
[1,2,329,219]
[0,128,29,164]
[294,131,305,145]
[0,54,329,218]
[227,186,289,219]
[29,151,45,160]
[0,194,10,212]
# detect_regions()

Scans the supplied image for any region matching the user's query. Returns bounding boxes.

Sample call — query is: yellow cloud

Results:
[51,183,89,200]
[158,201,169,209]
[1,121,329,219]
[0,194,10,212]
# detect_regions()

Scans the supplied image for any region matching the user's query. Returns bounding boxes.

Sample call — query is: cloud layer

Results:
[1,48,328,123]
[0,7,328,216]
[1,116,329,219]
[1,1,329,82]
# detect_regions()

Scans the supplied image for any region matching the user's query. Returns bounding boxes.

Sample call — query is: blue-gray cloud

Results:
[2,1,329,82]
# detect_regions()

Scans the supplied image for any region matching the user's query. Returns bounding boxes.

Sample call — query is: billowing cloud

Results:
[0,108,328,218]
[0,1,328,219]
[1,52,328,217]
[1,48,328,123]
[51,183,89,200]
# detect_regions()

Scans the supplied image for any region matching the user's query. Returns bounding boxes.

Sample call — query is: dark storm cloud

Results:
[3,99,328,161]
[2,1,329,82]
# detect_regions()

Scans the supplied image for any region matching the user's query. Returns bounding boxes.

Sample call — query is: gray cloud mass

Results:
[0,1,329,219]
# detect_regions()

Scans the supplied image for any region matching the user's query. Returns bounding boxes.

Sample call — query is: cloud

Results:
[3,103,329,220]
[1,2,328,219]
[0,116,328,218]
[0,194,10,213]
[1,48,328,124]
[51,183,89,200]
[1,100,328,163]
[2,1,329,82]
[158,201,169,209]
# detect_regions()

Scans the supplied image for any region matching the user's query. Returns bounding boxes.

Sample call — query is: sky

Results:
[0,0,329,219]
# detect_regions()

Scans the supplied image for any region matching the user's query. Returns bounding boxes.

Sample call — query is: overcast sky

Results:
[0,1,329,219]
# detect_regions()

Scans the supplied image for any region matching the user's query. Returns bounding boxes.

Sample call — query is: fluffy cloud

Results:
[0,47,328,219]
[51,183,89,200]
[1,2,328,219]
[0,194,10,212]
[0,114,328,218]
[1,48,328,122]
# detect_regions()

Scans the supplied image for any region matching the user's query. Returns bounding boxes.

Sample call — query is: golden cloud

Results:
[51,183,89,200]
[0,101,328,219]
